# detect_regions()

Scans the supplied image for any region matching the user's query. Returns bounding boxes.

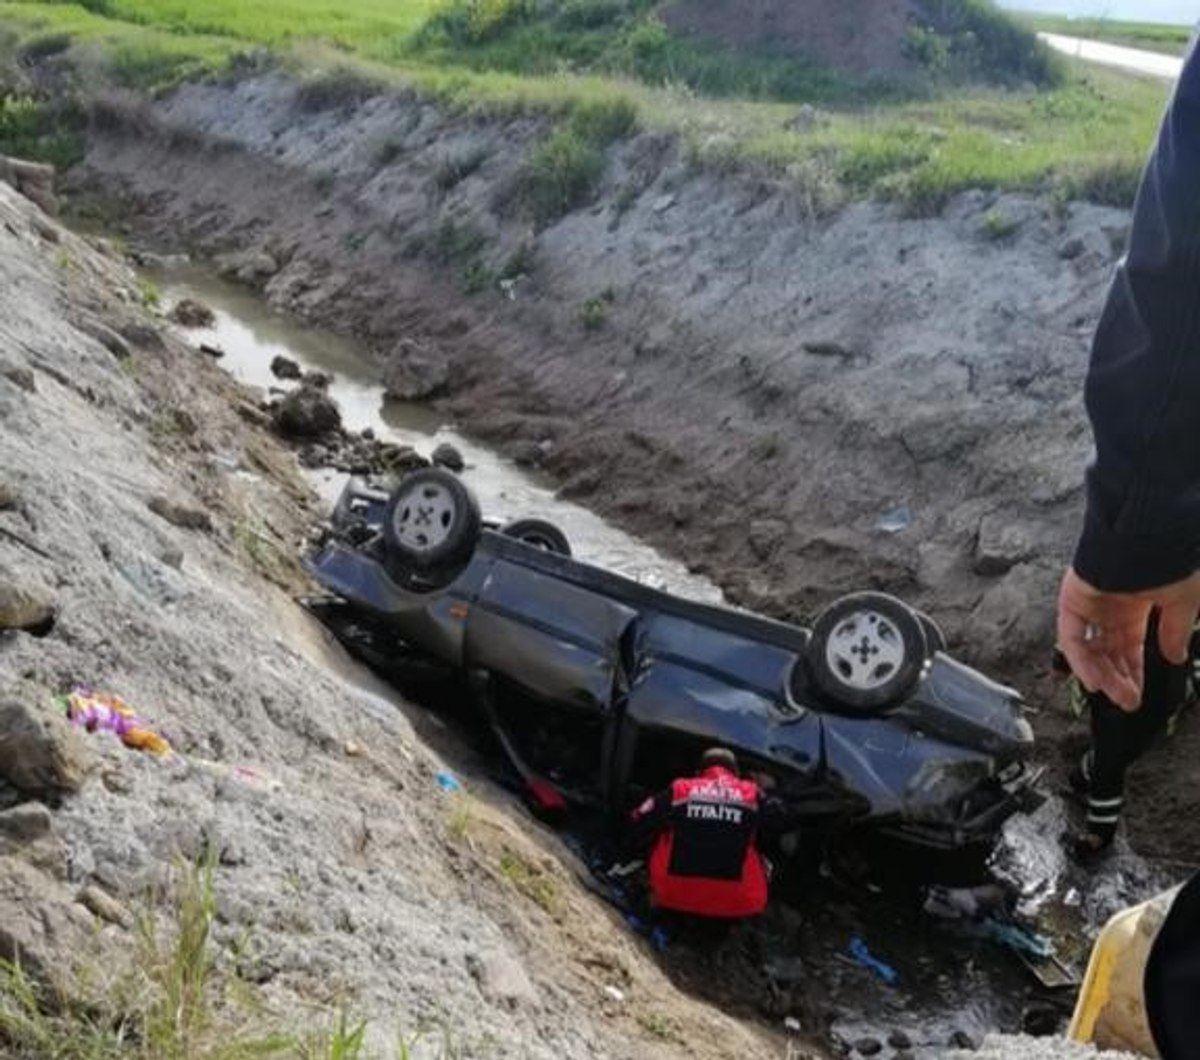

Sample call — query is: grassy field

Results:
[1022,12,1193,55]
[0,0,1178,212]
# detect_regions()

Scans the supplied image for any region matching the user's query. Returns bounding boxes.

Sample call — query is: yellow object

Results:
[1069,886,1182,1057]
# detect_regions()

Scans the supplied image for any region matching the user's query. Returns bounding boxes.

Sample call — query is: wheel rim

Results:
[825,609,907,691]
[392,481,458,553]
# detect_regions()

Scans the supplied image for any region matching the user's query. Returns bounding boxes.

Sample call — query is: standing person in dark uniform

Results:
[1056,35,1200,706]
[626,747,783,920]
[1059,612,1195,863]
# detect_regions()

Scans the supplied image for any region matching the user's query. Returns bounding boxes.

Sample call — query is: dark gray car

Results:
[308,469,1040,855]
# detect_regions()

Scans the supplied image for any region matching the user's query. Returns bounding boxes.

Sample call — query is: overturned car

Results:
[307,468,1041,861]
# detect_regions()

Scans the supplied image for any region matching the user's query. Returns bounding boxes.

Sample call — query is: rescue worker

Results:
[1058,610,1197,863]
[625,747,781,919]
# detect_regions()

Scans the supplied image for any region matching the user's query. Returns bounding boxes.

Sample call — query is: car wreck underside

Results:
[307,472,1044,880]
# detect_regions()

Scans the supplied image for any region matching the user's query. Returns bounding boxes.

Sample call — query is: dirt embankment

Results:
[0,178,784,1059]
[75,75,1127,688]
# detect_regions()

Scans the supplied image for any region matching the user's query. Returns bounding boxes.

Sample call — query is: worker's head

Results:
[699,747,739,775]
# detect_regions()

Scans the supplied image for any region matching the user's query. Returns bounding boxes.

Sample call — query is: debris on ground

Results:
[64,689,173,756]
[847,936,898,985]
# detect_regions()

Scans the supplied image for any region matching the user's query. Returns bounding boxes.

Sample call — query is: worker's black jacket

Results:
[1076,32,1200,591]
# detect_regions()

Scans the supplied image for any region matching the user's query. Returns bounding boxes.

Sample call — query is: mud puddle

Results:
[154,265,721,603]
[147,264,1124,1057]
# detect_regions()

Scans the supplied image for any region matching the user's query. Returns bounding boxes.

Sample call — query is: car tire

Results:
[382,468,481,572]
[916,610,947,655]
[805,592,927,710]
[500,518,572,556]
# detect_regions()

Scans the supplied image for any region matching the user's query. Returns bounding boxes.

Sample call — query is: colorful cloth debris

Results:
[64,689,173,756]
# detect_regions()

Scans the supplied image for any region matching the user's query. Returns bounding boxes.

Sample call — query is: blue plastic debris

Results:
[876,505,913,535]
[435,771,462,793]
[623,914,670,952]
[848,936,898,985]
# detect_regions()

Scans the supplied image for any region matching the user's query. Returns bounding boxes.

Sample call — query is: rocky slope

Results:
[0,177,782,1059]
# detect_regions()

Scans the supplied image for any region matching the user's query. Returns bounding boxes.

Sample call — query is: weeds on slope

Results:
[0,857,454,1060]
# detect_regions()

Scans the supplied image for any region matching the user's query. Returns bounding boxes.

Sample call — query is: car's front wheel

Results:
[382,467,481,572]
[805,592,927,711]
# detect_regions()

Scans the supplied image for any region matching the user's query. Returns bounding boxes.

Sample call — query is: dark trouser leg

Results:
[1083,617,1189,846]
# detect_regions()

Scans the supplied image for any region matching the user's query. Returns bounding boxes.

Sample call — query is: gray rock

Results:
[382,339,448,401]
[0,578,55,633]
[0,156,57,216]
[72,316,131,361]
[2,363,35,392]
[270,354,303,380]
[77,884,132,928]
[467,949,538,1008]
[301,370,332,390]
[0,801,53,841]
[431,442,465,472]
[1057,237,1085,260]
[158,546,185,570]
[512,441,543,467]
[888,1030,913,1050]
[854,1038,882,1056]
[169,298,216,328]
[147,495,214,533]
[974,514,1034,576]
[217,249,279,286]
[0,859,101,983]
[0,697,90,798]
[234,400,271,428]
[272,385,342,438]
[117,322,164,351]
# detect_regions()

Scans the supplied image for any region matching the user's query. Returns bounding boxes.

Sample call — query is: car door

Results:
[463,556,638,714]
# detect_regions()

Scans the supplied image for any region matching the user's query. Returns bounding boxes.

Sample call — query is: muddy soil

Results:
[0,179,790,1060]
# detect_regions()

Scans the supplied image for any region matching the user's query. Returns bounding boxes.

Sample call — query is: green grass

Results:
[1021,13,1193,56]
[0,858,448,1060]
[0,0,1177,212]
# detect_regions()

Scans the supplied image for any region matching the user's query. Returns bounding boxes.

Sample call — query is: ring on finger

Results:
[1082,623,1103,644]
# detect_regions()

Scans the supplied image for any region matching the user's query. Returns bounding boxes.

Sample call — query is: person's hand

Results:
[1057,567,1200,711]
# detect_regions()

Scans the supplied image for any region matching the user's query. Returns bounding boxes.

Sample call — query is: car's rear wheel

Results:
[805,592,927,710]
[382,468,481,572]
[500,517,572,556]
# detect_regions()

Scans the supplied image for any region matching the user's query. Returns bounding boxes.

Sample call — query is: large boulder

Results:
[382,339,449,402]
[0,696,90,799]
[272,384,342,438]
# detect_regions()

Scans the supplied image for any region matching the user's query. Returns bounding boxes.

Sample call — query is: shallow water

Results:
[155,266,723,604]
